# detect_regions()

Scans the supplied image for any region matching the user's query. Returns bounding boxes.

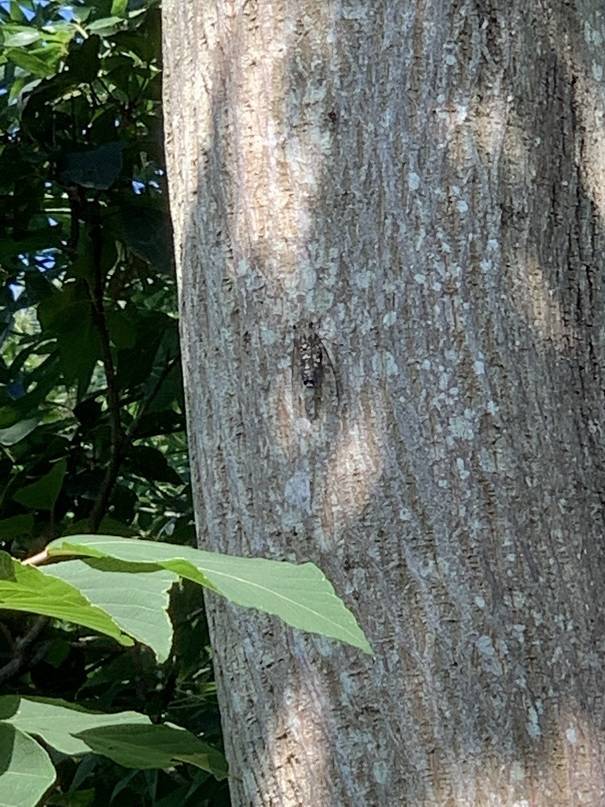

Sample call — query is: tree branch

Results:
[0,617,47,687]
[85,206,180,532]
[87,204,124,534]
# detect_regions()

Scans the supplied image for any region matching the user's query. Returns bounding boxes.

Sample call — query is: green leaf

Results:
[120,205,173,273]
[46,535,373,654]
[77,723,228,778]
[7,2,28,23]
[3,27,41,47]
[40,22,78,46]
[125,445,182,485]
[0,697,226,779]
[0,418,38,446]
[60,143,123,189]
[59,321,98,394]
[45,789,95,806]
[107,309,137,349]
[0,514,34,539]
[6,44,64,78]
[0,232,61,262]
[111,0,129,18]
[5,48,47,76]
[0,551,134,647]
[86,17,124,35]
[42,559,177,662]
[37,286,101,391]
[13,459,66,510]
[0,722,56,807]
[0,697,148,757]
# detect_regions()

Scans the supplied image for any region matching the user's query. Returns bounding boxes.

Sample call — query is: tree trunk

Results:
[162,2,605,804]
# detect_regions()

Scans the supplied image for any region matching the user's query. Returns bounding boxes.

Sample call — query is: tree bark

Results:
[162,1,605,804]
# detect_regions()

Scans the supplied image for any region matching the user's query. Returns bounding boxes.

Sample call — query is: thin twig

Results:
[0,617,47,686]
[86,203,124,533]
[85,208,180,532]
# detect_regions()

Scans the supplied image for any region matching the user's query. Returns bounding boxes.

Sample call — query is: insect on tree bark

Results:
[163,2,605,805]
[292,322,339,421]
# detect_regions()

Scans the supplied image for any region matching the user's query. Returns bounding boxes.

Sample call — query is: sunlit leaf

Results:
[87,17,124,35]
[3,27,41,47]
[0,697,226,779]
[0,722,55,807]
[42,558,177,662]
[0,551,134,647]
[47,535,373,654]
[6,44,64,78]
[111,0,129,18]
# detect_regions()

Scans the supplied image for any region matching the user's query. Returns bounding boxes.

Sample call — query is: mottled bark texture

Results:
[163,1,605,804]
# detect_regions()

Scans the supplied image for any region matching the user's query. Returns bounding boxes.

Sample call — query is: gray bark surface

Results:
[163,2,605,804]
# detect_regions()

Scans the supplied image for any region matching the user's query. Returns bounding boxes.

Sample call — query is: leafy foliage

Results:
[0,535,370,805]
[46,535,373,654]
[0,1,229,803]
[0,3,371,805]
[0,695,228,806]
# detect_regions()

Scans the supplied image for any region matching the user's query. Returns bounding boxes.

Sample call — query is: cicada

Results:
[292,322,339,421]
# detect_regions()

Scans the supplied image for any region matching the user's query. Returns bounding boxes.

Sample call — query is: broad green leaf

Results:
[59,143,123,189]
[107,309,137,349]
[77,723,228,778]
[120,205,173,273]
[0,723,55,807]
[0,232,61,262]
[0,551,134,647]
[46,535,373,654]
[13,459,66,510]
[0,697,226,779]
[0,696,148,757]
[7,73,42,104]
[0,417,38,446]
[42,559,177,662]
